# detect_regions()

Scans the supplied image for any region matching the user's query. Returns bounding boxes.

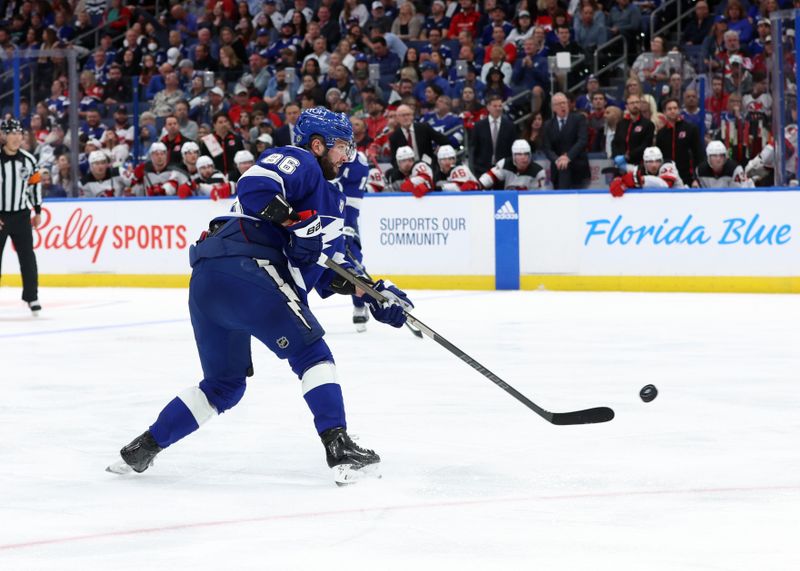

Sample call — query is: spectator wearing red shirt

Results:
[365,99,388,140]
[705,75,729,132]
[483,26,517,65]
[449,0,482,39]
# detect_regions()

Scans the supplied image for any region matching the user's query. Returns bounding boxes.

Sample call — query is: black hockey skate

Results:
[353,305,369,332]
[321,427,380,486]
[106,431,162,474]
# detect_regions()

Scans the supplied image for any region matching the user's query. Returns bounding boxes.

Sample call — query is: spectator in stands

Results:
[715,30,752,78]
[299,74,326,106]
[542,92,590,189]
[608,0,641,51]
[80,109,106,142]
[194,43,219,72]
[52,154,78,197]
[120,49,140,79]
[273,102,301,147]
[101,129,130,168]
[78,71,103,117]
[592,105,622,157]
[507,10,534,48]
[350,116,373,152]
[624,76,658,122]
[612,93,655,165]
[573,3,607,53]
[151,72,185,117]
[631,36,670,88]
[161,115,192,166]
[198,111,246,182]
[422,95,464,148]
[113,106,134,145]
[457,85,488,130]
[481,46,513,86]
[656,98,704,183]
[750,18,771,57]
[399,46,421,84]
[680,88,705,132]
[660,72,684,108]
[103,64,132,105]
[414,62,451,103]
[484,67,512,101]
[705,75,728,132]
[263,65,299,108]
[481,6,512,47]
[218,46,244,89]
[422,1,451,39]
[723,0,754,45]
[521,111,545,153]
[422,27,453,67]
[725,55,753,96]
[484,26,517,65]
[391,1,423,41]
[316,5,340,47]
[751,34,772,76]
[683,1,713,47]
[365,98,388,139]
[368,36,401,93]
[40,169,66,198]
[195,86,230,127]
[470,94,517,176]
[716,93,750,166]
[586,91,608,150]
[449,0,482,39]
[85,48,110,85]
[104,0,132,33]
[340,0,370,30]
[390,103,452,166]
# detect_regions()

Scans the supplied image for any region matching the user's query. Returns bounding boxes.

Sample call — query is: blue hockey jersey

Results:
[193,146,348,301]
[334,151,370,236]
[421,111,464,147]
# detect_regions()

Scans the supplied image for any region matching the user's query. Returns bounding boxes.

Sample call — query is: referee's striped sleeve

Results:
[21,149,42,214]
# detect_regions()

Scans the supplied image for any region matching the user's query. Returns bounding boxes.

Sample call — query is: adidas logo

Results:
[494,200,519,220]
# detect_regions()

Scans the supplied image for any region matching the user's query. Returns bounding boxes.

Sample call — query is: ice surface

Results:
[1,287,799,570]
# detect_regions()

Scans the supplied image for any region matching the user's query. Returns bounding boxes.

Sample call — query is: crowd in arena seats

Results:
[0,0,798,198]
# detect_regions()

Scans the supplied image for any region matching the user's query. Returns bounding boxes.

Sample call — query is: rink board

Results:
[1,189,799,292]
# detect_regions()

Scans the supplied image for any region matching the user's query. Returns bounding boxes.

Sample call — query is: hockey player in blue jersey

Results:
[107,108,414,485]
[335,149,372,332]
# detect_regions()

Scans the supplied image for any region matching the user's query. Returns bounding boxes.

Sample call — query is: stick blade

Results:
[550,407,615,425]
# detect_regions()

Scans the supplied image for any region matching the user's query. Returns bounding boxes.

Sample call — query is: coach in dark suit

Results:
[470,95,518,178]
[272,102,301,147]
[541,92,590,189]
[389,104,452,167]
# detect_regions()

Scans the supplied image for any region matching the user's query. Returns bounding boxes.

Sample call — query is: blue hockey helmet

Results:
[293,107,354,154]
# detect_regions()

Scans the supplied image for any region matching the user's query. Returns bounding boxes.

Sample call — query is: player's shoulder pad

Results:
[356,151,368,166]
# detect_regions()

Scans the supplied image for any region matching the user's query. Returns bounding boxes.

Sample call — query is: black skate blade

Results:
[549,407,615,425]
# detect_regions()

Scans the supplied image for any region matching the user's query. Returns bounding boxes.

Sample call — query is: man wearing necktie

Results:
[542,92,590,189]
[470,95,518,181]
[389,104,452,168]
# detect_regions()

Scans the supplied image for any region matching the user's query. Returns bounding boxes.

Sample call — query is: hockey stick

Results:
[324,259,615,425]
[345,243,423,339]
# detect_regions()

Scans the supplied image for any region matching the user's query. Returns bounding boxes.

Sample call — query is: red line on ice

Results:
[1,484,797,551]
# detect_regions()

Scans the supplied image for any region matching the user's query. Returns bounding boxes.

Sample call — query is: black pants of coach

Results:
[0,209,38,302]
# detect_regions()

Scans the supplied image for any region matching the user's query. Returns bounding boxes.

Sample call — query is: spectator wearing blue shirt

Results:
[680,88,705,131]
[80,110,107,142]
[169,4,199,42]
[84,49,111,85]
[573,4,607,52]
[481,6,513,46]
[511,37,548,93]
[451,62,487,103]
[413,61,452,102]
[422,95,464,147]
[421,0,450,39]
[722,0,754,45]
[420,28,453,67]
[749,18,771,56]
[609,0,642,48]
[368,36,402,92]
[682,1,713,46]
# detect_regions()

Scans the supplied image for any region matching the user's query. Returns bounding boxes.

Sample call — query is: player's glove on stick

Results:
[365,279,414,327]
[286,211,323,266]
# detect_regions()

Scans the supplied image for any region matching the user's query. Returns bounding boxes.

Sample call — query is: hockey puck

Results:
[639,384,658,403]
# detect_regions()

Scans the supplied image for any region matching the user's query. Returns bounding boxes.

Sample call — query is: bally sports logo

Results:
[32,207,189,263]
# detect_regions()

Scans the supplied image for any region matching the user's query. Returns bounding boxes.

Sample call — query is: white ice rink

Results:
[1,286,799,570]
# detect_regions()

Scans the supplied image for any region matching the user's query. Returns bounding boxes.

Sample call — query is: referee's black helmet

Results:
[0,118,23,133]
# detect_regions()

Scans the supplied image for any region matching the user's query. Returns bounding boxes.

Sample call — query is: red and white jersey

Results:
[385,161,435,193]
[480,158,547,190]
[194,170,231,198]
[435,164,480,191]
[641,161,686,189]
[366,167,386,192]
[131,162,190,197]
[79,167,129,198]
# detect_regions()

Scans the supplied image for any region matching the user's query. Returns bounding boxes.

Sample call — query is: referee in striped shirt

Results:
[0,118,43,315]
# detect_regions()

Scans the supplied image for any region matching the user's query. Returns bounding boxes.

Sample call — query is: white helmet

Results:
[437,145,456,160]
[149,142,167,155]
[88,150,108,164]
[643,146,663,162]
[181,141,199,156]
[234,150,255,164]
[706,140,727,156]
[395,145,415,162]
[511,139,531,155]
[196,156,214,169]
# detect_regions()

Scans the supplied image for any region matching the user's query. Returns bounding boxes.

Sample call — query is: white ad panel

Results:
[1,199,233,275]
[359,194,495,275]
[520,191,800,276]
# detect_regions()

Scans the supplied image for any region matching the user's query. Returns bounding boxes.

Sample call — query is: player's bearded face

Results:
[318,139,352,180]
